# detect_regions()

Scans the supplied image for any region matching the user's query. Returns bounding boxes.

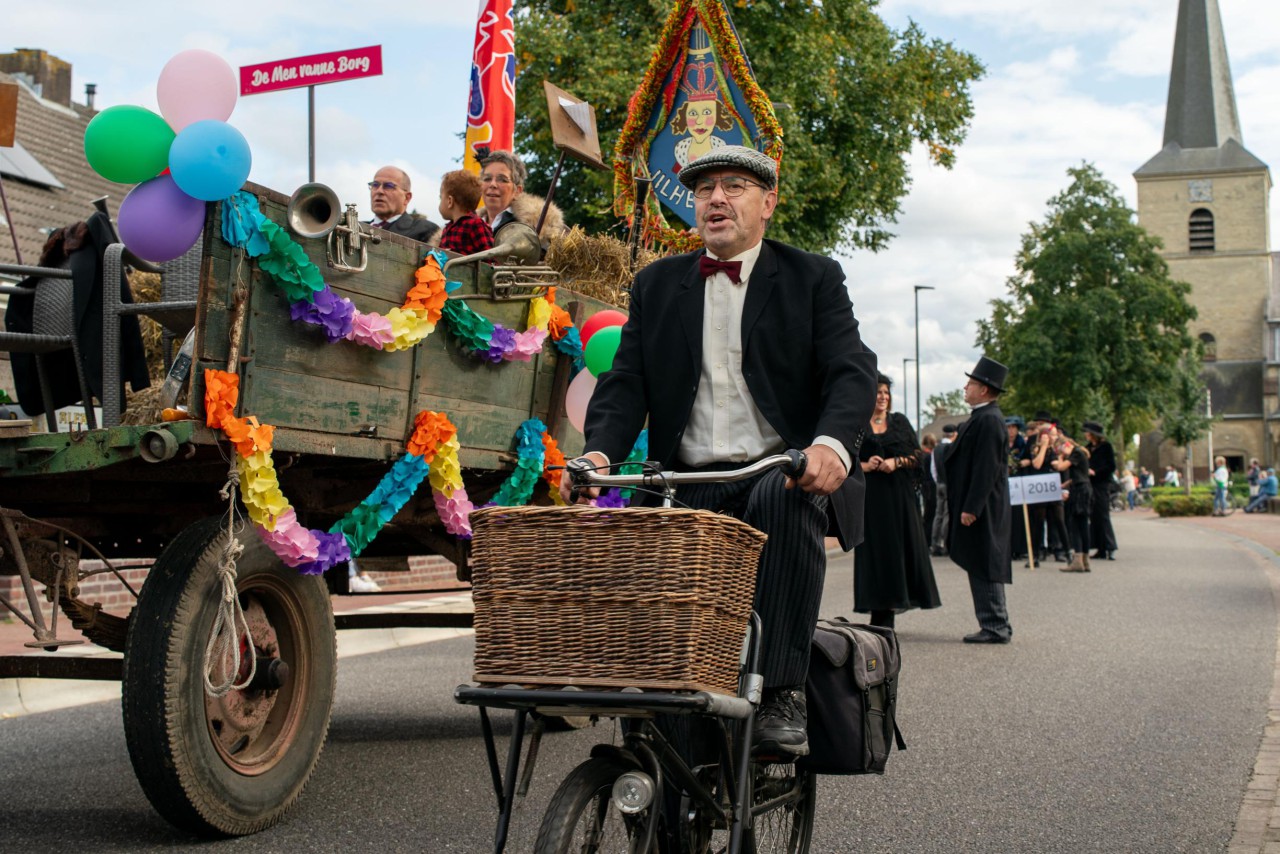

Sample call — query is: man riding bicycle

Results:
[561,145,878,757]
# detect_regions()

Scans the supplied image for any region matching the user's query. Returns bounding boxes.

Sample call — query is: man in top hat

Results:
[1083,420,1117,560]
[945,355,1013,643]
[562,144,878,757]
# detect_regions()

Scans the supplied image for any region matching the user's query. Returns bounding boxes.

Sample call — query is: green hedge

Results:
[1152,493,1212,517]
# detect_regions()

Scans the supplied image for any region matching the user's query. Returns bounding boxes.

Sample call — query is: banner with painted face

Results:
[612,0,782,248]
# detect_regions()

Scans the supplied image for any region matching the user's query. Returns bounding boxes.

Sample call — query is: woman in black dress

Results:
[854,375,942,628]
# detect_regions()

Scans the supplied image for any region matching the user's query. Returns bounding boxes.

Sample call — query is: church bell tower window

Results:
[1189,208,1215,253]
[1199,332,1217,361]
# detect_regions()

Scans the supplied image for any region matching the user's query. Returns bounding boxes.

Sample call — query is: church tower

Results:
[1135,0,1276,474]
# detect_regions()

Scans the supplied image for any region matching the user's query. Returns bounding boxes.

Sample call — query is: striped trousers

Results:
[675,465,829,688]
[966,572,1012,640]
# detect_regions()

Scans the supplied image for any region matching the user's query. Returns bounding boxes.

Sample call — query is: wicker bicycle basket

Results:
[468,505,767,695]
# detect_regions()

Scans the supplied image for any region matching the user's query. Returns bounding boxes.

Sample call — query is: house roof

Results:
[0,71,132,271]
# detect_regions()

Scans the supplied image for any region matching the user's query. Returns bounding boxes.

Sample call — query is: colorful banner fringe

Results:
[205,368,646,576]
[220,191,584,366]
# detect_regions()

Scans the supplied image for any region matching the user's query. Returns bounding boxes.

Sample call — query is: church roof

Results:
[1134,0,1267,178]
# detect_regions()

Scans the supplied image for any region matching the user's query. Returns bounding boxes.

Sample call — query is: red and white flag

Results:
[463,0,516,173]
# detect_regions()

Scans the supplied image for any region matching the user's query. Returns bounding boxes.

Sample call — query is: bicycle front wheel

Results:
[535,756,659,854]
[747,761,817,853]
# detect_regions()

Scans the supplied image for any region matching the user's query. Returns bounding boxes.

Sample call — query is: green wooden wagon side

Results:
[0,183,614,837]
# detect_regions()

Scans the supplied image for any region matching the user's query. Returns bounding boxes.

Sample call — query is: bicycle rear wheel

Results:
[747,761,816,853]
[535,756,659,854]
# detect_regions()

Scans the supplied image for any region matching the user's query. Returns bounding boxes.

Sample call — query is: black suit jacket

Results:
[944,402,1011,583]
[369,214,439,245]
[583,239,878,548]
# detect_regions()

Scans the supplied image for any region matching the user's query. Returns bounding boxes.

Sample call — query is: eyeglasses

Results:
[691,176,768,200]
[481,174,514,185]
[368,181,402,191]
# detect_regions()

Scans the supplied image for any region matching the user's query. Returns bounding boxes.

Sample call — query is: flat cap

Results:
[942,424,958,435]
[677,144,778,190]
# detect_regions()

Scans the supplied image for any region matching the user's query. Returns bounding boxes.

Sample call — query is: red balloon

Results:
[579,309,628,347]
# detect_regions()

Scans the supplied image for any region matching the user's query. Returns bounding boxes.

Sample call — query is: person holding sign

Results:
[945,356,1013,644]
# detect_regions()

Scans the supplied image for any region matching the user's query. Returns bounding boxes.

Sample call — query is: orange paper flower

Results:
[203,370,240,429]
[541,432,566,492]
[407,410,458,459]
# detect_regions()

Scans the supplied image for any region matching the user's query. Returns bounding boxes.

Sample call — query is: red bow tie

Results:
[699,256,743,284]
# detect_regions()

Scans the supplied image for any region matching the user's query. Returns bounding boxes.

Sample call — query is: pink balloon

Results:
[565,370,598,434]
[157,49,238,133]
[579,309,628,348]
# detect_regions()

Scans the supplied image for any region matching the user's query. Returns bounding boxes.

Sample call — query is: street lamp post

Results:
[913,285,935,430]
[903,357,915,425]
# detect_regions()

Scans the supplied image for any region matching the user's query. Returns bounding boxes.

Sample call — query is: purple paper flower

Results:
[290,287,356,342]
[296,530,351,575]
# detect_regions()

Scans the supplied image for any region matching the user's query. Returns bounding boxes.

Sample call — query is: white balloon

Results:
[565,370,598,434]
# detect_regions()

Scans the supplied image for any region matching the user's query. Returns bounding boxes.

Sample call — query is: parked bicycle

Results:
[456,452,817,853]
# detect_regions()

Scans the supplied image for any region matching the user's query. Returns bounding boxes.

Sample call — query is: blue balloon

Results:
[169,120,252,202]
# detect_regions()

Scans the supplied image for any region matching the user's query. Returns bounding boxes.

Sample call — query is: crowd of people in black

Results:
[852,361,1127,644]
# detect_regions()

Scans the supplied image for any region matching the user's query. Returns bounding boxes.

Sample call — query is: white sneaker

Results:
[348,573,381,593]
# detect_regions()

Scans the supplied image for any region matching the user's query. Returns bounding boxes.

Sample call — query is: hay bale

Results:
[544,227,660,310]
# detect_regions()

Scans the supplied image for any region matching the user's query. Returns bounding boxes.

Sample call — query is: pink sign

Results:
[240,45,382,96]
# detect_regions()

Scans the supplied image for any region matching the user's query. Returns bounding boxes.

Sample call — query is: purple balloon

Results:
[117,174,206,262]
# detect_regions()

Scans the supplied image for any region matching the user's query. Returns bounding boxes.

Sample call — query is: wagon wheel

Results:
[122,517,336,837]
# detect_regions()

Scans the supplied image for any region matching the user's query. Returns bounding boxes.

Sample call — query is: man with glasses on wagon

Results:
[366,165,440,245]
[562,145,878,758]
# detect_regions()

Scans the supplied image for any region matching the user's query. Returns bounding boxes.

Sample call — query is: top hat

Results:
[942,424,958,435]
[1082,420,1105,436]
[965,355,1008,393]
[1032,409,1055,424]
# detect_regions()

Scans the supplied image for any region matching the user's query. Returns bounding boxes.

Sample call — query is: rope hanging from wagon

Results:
[203,466,257,698]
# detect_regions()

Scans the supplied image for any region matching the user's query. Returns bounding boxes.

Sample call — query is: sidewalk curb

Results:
[0,595,475,720]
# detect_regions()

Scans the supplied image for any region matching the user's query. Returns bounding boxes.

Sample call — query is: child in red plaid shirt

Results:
[437,170,495,256]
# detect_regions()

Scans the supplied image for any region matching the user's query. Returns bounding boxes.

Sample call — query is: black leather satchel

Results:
[798,617,905,775]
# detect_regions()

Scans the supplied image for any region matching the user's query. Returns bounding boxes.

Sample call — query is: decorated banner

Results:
[613,0,782,248]
[463,0,516,173]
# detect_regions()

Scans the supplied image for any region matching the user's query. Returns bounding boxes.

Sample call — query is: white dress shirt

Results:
[677,242,850,472]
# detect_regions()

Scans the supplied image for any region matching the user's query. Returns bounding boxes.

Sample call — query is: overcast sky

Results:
[8,0,1279,424]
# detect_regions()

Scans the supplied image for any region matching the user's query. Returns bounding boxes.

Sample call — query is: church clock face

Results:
[1188,179,1213,202]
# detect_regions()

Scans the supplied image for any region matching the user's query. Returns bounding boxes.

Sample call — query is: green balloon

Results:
[584,325,622,377]
[84,105,175,184]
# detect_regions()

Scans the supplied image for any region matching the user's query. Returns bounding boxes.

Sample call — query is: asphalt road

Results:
[0,512,1273,852]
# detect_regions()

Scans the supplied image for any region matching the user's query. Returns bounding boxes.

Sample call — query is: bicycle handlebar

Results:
[566,450,807,504]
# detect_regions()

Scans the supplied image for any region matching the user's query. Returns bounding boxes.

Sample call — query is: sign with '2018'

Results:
[1009,473,1062,506]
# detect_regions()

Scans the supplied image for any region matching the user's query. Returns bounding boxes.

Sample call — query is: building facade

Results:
[1134,0,1278,478]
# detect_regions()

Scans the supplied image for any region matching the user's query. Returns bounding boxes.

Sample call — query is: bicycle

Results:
[1214,488,1244,516]
[455,452,817,853]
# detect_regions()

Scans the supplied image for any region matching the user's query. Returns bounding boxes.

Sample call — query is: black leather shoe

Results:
[963,631,1010,644]
[1091,550,1107,559]
[753,687,809,758]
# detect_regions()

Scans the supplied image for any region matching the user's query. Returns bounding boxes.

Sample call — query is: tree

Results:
[925,388,967,415]
[975,163,1197,445]
[1159,354,1214,494]
[513,0,984,252]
